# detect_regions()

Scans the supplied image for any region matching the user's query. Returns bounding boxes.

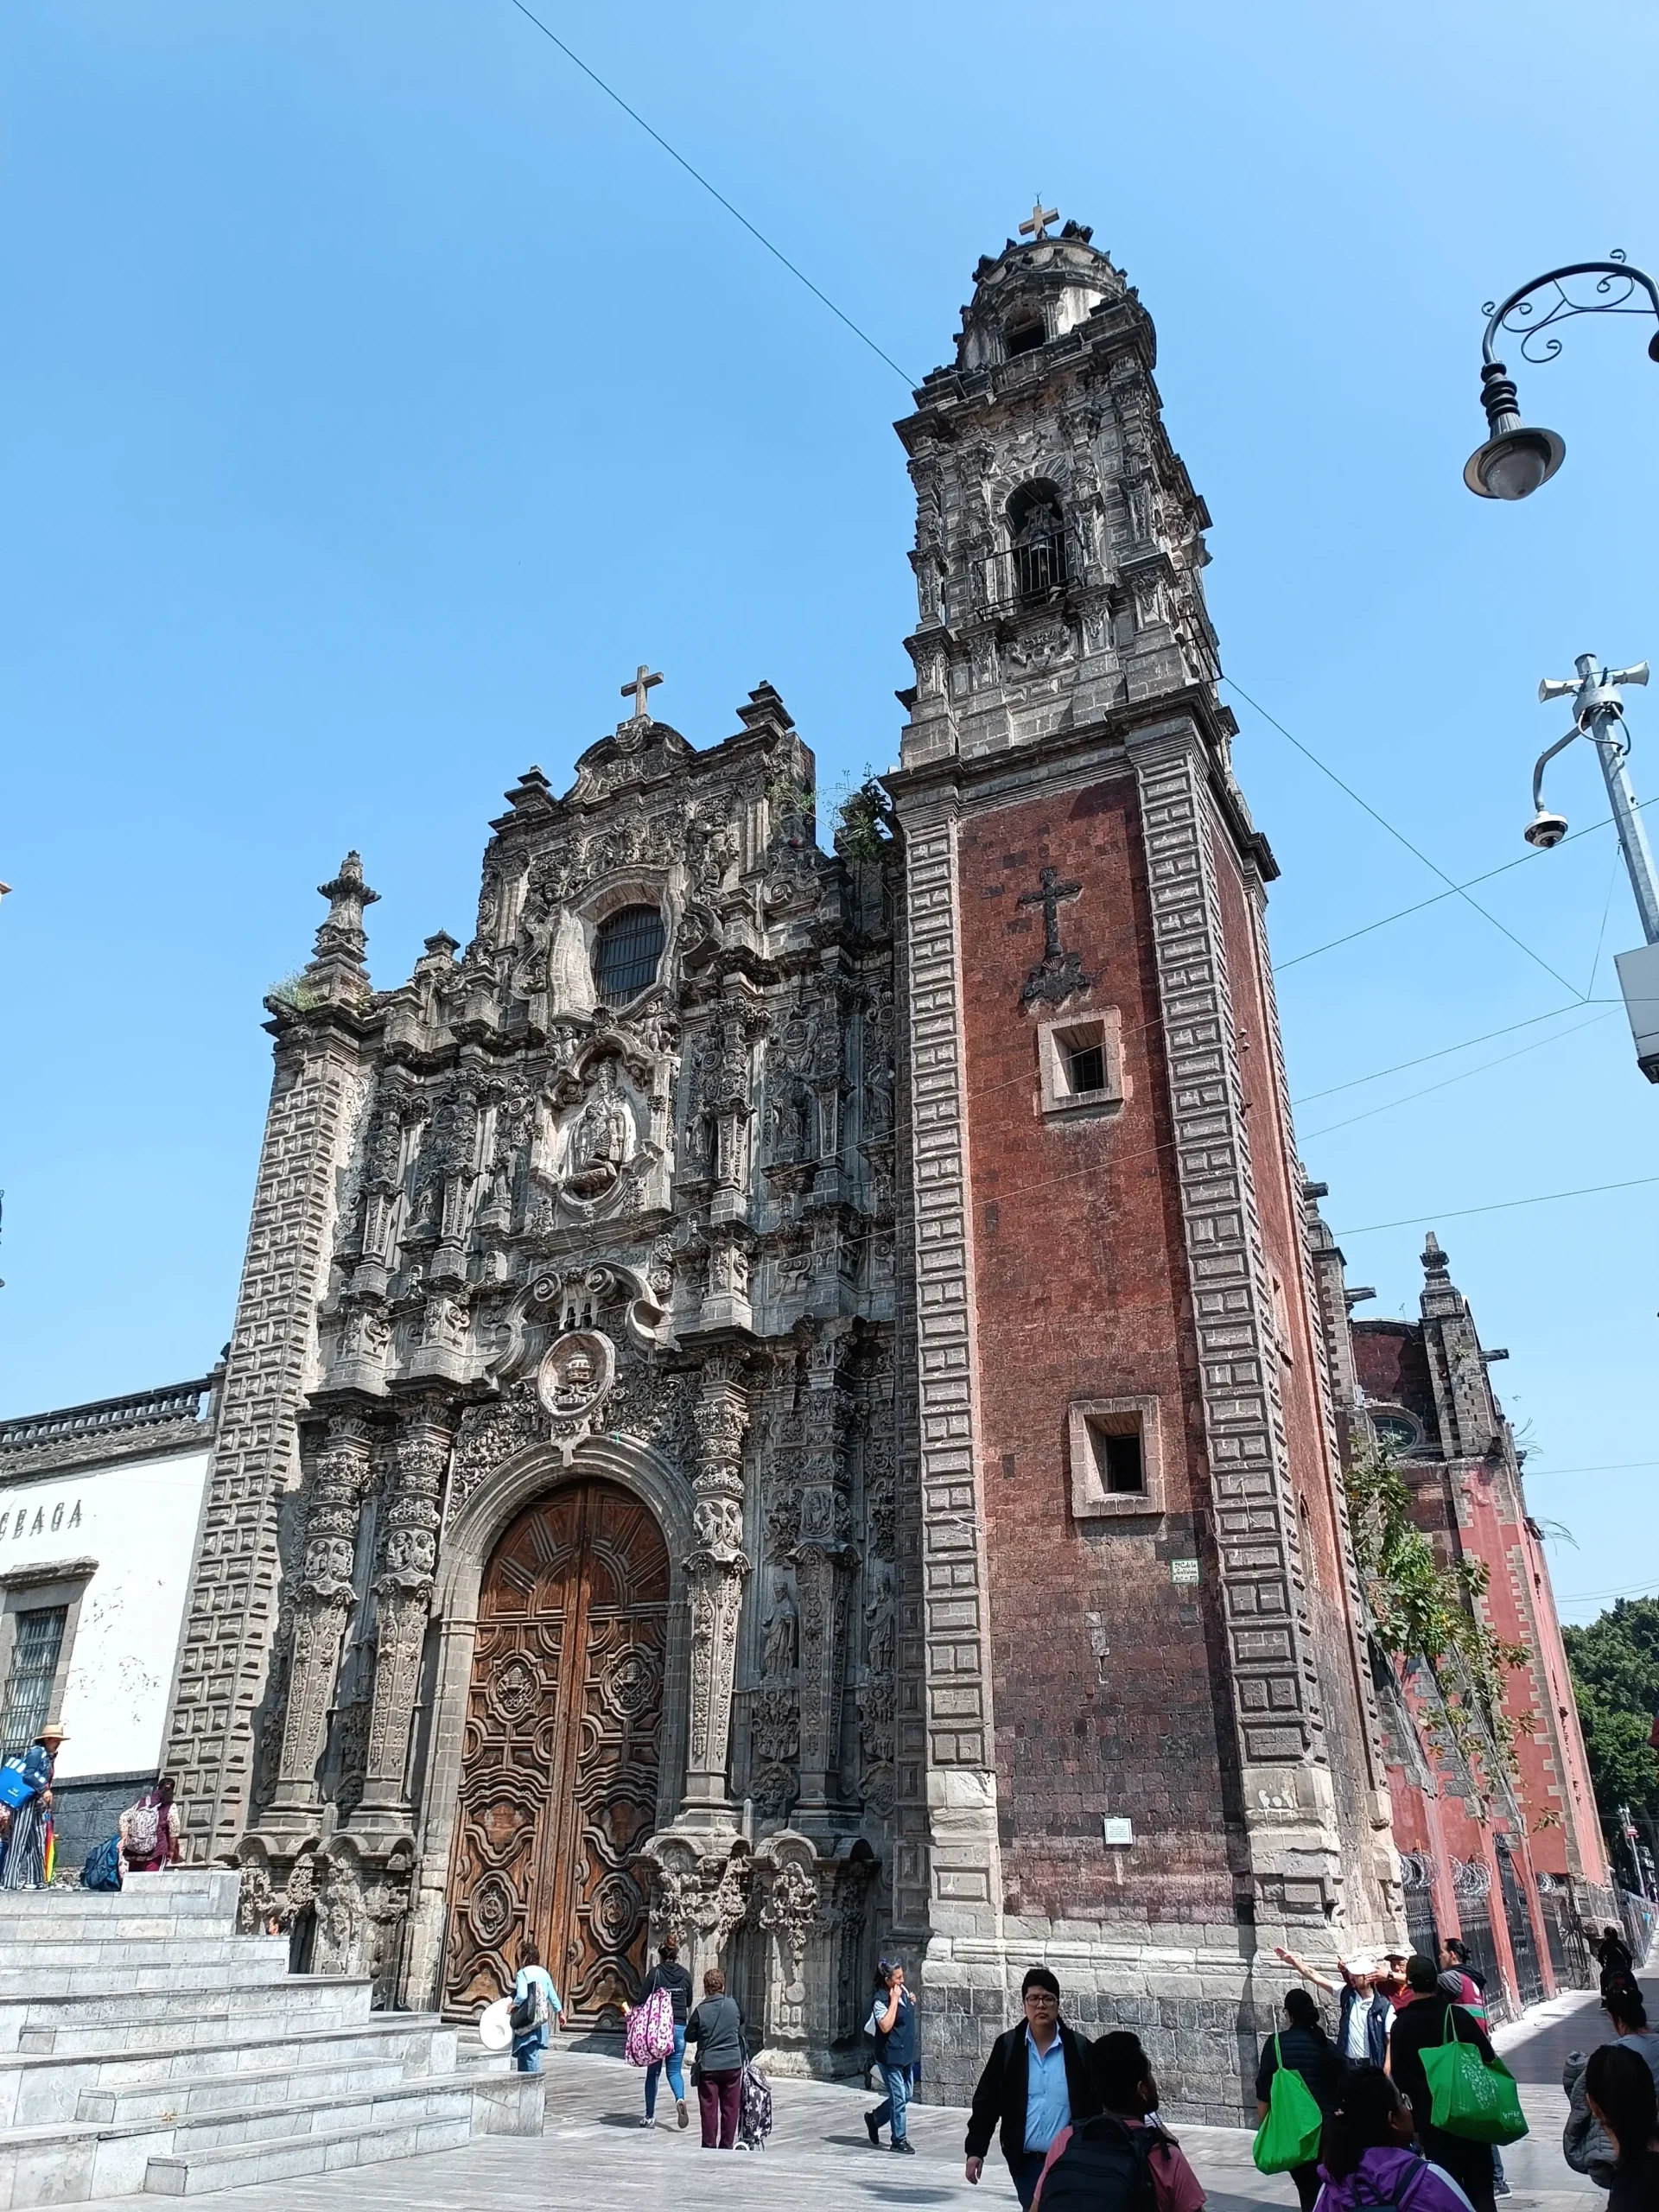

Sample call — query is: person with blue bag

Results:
[0,1721,65,1890]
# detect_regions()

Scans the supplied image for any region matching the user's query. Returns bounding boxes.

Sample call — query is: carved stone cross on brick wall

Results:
[620,664,664,721]
[1018,864,1094,1006]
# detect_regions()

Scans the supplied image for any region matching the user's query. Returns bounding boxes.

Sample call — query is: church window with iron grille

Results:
[591,906,666,1004]
[1007,481,1068,602]
[1,1605,66,1758]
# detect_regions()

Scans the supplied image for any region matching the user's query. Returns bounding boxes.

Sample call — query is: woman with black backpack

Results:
[508,1937,563,2074]
[1030,2031,1205,2212]
[1255,1990,1340,2212]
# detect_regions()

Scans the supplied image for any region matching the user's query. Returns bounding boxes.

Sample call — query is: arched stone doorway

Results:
[442,1478,669,2024]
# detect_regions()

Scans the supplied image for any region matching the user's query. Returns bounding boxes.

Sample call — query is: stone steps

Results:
[0,1869,541,2197]
[0,1935,290,1985]
[1,2014,455,2125]
[0,1974,372,2055]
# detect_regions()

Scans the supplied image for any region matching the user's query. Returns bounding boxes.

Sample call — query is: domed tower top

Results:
[893,208,1240,791]
[954,207,1129,374]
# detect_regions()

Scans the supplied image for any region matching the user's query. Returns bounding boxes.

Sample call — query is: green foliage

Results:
[1563,1598,1659,1836]
[764,768,815,829]
[1344,1449,1530,1799]
[266,971,323,1014]
[833,774,895,864]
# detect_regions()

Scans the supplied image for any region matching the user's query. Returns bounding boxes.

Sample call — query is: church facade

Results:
[162,219,1409,2117]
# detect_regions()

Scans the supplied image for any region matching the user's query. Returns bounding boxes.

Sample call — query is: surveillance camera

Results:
[1523,809,1569,850]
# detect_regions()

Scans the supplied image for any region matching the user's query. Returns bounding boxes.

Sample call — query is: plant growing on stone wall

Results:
[1344,1447,1530,1799]
[832,774,895,864]
[764,768,815,838]
[266,971,324,1014]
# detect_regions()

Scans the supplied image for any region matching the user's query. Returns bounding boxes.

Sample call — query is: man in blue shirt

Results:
[964,1967,1098,2209]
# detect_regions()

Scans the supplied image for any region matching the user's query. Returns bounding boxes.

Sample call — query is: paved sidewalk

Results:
[88,2032,1607,2212]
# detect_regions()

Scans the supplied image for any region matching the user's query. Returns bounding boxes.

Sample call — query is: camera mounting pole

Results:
[1530,656,1659,1082]
[1531,655,1659,945]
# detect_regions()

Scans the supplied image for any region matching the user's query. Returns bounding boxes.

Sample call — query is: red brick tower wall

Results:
[958,775,1231,1922]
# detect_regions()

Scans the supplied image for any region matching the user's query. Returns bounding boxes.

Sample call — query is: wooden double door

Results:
[442,1481,669,2024]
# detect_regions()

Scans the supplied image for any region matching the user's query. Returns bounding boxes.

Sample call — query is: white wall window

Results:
[0,1605,67,1756]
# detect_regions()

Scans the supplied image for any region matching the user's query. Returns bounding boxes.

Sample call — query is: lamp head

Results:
[1465,424,1566,500]
[1523,808,1569,850]
[1465,359,1566,499]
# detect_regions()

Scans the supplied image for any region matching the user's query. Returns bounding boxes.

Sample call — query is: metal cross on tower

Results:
[620,664,664,721]
[1018,865,1093,1006]
[1020,200,1058,244]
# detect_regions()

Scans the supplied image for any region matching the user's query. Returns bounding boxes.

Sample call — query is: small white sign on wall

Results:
[1169,1557,1200,1586]
[1102,1816,1135,1847]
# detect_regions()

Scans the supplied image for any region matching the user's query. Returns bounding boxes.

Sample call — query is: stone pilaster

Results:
[266,1412,374,1829]
[895,794,1002,1937]
[682,1359,752,1822]
[164,858,380,1861]
[355,1397,450,1832]
[1128,722,1343,1940]
[793,1326,856,1819]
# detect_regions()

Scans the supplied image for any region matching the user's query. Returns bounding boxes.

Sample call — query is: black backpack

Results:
[1034,2114,1160,2212]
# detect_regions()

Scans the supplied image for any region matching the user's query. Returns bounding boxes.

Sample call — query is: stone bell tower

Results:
[888,213,1400,2115]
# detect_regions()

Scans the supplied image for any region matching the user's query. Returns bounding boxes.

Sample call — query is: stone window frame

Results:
[1068,1397,1163,1521]
[547,868,677,1019]
[1035,1007,1125,1121]
[0,1555,98,1745]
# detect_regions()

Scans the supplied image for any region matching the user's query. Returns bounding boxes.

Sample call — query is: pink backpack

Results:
[625,1986,676,2067]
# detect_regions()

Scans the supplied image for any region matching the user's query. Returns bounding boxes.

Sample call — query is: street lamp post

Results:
[1526,656,1659,1081]
[1464,253,1659,500]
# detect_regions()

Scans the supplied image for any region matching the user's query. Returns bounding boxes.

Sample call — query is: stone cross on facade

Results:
[1018,864,1093,1006]
[1020,200,1058,243]
[620,664,664,722]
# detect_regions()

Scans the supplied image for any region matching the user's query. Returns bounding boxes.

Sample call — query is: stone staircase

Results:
[0,1866,541,2200]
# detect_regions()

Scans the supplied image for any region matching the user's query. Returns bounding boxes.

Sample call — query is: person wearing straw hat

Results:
[0,1721,66,1889]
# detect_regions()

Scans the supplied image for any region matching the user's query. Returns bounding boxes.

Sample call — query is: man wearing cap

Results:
[0,1720,66,1890]
[1274,1945,1393,2069]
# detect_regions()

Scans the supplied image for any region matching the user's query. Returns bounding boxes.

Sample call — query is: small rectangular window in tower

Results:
[1037,1010,1124,1119]
[1095,1428,1143,1495]
[1068,1398,1163,1521]
[1067,1039,1106,1095]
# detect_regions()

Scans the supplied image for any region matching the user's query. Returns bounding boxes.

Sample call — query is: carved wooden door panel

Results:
[442,1481,669,2024]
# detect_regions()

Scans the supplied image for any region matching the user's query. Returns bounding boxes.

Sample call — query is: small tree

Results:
[1344,1448,1529,1802]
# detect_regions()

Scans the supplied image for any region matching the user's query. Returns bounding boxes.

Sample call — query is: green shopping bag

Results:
[1419,2005,1529,2145]
[1252,2037,1325,2173]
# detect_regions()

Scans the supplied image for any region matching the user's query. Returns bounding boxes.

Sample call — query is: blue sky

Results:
[1,1,1655,1623]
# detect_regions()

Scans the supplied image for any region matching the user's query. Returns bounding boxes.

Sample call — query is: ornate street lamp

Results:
[1465,253,1659,499]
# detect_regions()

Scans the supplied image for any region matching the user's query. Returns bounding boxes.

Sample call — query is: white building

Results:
[0,1375,217,1869]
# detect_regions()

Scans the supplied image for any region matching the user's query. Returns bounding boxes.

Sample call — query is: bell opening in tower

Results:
[1007,480,1068,603]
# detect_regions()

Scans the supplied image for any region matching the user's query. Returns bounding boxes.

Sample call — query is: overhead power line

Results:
[1291,1000,1614,1106]
[1337,1173,1659,1237]
[1299,1007,1615,1141]
[501,0,918,387]
[1224,677,1585,998]
[1524,1459,1659,1479]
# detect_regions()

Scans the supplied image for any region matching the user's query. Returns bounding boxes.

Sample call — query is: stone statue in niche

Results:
[761,1578,798,1678]
[564,1061,632,1201]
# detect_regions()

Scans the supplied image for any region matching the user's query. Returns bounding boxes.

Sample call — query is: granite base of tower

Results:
[915,1928,1306,2126]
